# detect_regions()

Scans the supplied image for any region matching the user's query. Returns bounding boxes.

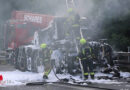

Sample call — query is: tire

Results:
[51,50,65,74]
[15,48,19,69]
[26,47,33,71]
[17,47,27,71]
[32,49,44,73]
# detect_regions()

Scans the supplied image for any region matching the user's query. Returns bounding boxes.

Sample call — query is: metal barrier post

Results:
[128,47,130,62]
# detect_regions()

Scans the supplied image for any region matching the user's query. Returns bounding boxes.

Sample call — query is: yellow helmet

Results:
[80,38,86,45]
[40,43,47,49]
[67,8,73,13]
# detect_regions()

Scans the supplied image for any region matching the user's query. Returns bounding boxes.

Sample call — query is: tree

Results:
[102,13,130,51]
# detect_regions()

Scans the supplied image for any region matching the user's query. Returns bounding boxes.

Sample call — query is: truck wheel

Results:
[33,49,44,73]
[51,50,65,74]
[26,57,32,71]
[31,50,38,72]
[18,47,27,71]
[14,48,19,69]
[26,47,33,71]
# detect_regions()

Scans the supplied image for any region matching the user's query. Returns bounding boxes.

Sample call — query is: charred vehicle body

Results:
[3,11,118,76]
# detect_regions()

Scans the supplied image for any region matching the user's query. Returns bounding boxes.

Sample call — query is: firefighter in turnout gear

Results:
[40,43,52,79]
[78,38,95,79]
[64,8,80,40]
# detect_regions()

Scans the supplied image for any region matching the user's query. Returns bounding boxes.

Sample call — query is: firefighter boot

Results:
[90,72,95,79]
[84,73,89,80]
[84,75,88,80]
[90,75,95,79]
[43,75,48,79]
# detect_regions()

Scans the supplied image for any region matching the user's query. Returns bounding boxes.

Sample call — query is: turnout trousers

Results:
[43,59,51,77]
[81,59,94,79]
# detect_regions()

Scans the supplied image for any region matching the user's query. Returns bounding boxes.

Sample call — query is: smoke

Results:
[0,0,11,22]
[0,0,130,41]
[78,0,130,39]
[0,0,130,26]
[0,0,13,49]
[0,0,64,23]
[30,0,67,16]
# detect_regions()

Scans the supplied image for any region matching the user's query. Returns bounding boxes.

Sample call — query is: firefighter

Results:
[78,38,95,79]
[64,8,80,40]
[40,43,52,79]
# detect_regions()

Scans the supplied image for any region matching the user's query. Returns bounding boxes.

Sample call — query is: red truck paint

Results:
[5,11,54,49]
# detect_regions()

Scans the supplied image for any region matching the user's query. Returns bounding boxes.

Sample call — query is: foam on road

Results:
[0,70,128,87]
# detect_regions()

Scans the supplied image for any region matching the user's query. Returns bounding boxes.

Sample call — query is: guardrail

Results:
[0,51,7,64]
[114,52,130,72]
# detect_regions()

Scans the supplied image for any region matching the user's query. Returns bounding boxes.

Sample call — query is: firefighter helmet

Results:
[40,43,47,49]
[67,8,73,13]
[80,38,86,45]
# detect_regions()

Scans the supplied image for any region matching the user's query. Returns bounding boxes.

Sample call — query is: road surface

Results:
[0,64,130,90]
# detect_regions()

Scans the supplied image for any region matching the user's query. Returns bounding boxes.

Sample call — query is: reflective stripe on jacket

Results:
[78,45,92,60]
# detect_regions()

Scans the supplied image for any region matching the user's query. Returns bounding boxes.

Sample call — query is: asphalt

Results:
[0,64,130,90]
[0,84,102,90]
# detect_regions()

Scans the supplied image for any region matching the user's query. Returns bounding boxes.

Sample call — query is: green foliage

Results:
[103,14,130,51]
